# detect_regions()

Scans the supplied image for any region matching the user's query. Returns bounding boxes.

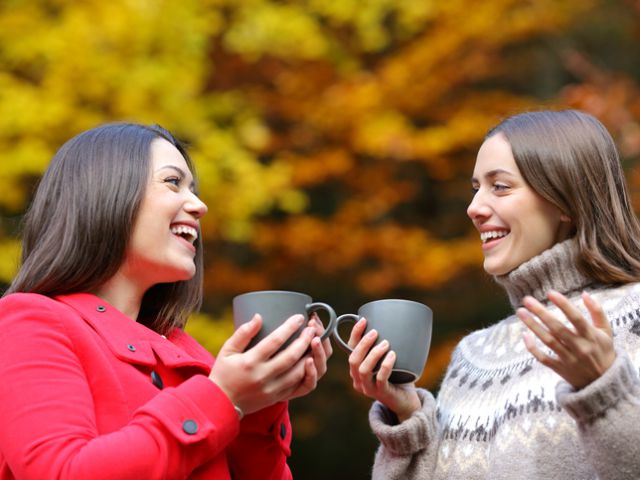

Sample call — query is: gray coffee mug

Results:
[233,290,337,351]
[333,299,432,384]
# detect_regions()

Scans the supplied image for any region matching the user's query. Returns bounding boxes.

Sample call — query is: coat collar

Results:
[55,293,212,373]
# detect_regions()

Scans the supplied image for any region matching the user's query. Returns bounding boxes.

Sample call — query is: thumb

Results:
[582,292,612,336]
[219,314,262,356]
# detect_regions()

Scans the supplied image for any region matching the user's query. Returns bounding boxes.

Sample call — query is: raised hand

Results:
[516,290,616,389]
[347,318,421,422]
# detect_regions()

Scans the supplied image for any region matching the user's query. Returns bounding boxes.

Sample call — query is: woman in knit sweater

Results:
[347,110,640,479]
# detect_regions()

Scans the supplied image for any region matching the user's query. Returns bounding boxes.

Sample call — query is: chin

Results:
[175,268,196,282]
[483,260,510,276]
[156,264,197,284]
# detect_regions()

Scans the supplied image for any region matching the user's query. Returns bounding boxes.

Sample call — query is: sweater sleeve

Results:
[556,349,640,480]
[369,389,440,480]
[0,295,240,479]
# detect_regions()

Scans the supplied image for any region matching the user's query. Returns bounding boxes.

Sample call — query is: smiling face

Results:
[121,138,208,290]
[467,133,572,276]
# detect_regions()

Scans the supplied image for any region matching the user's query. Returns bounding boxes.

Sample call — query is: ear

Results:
[560,213,571,222]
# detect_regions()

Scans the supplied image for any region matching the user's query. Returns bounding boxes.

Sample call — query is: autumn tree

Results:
[2,0,639,477]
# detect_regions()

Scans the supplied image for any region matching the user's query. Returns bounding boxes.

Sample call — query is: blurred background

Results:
[1,0,640,478]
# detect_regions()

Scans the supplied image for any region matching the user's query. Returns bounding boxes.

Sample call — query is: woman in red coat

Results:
[0,123,332,479]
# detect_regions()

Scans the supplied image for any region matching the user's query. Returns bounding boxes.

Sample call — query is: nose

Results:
[466,190,490,222]
[185,191,208,219]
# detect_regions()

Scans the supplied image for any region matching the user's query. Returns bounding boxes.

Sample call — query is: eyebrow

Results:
[155,165,196,189]
[470,168,516,183]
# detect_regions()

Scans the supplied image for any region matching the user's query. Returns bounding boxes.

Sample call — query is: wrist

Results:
[393,394,421,423]
[208,371,243,419]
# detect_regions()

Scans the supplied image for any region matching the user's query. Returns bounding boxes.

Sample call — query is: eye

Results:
[493,183,510,192]
[163,176,182,187]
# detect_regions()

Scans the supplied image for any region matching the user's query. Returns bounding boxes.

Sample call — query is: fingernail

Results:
[295,314,305,325]
[366,329,377,338]
[379,340,389,348]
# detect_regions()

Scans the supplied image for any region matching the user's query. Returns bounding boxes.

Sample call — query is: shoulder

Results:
[589,282,640,319]
[0,293,79,331]
[0,292,66,317]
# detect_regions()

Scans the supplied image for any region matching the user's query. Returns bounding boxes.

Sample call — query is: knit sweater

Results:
[369,239,640,479]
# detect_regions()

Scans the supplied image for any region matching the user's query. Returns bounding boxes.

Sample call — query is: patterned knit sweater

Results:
[369,239,640,479]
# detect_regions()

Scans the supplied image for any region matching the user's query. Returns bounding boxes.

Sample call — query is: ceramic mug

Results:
[333,299,432,384]
[233,290,337,351]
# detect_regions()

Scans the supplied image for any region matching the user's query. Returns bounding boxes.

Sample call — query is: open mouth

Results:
[170,225,198,244]
[480,230,509,244]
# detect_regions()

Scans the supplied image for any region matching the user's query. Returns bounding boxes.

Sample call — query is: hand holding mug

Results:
[334,299,432,421]
[209,291,336,414]
[209,313,319,415]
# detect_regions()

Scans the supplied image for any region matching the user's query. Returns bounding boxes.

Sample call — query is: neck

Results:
[92,270,147,321]
[493,238,596,309]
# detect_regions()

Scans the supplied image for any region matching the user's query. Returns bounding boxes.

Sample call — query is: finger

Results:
[293,357,319,399]
[310,336,328,378]
[374,350,396,388]
[582,291,612,337]
[309,318,333,357]
[523,331,561,370]
[308,317,325,337]
[348,328,378,378]
[348,318,367,349]
[276,357,316,400]
[252,314,305,359]
[517,308,571,360]
[219,314,262,356]
[546,290,592,337]
[359,340,390,394]
[522,296,579,346]
[269,326,316,375]
[321,335,333,359]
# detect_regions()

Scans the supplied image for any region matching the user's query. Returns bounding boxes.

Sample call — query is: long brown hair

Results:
[488,109,640,284]
[6,123,204,334]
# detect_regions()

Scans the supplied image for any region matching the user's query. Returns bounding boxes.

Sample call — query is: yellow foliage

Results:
[0,239,21,284]
[184,311,235,357]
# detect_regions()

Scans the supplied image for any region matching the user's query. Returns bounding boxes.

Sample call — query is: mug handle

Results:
[331,313,360,353]
[305,302,337,341]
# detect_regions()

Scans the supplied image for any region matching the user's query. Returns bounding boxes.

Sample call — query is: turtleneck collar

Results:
[493,238,596,310]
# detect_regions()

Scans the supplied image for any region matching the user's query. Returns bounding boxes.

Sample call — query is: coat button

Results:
[127,344,136,352]
[96,305,106,312]
[279,422,286,440]
[182,419,198,435]
[150,370,164,389]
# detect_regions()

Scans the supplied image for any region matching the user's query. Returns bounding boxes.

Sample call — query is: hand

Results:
[209,314,317,415]
[348,318,421,422]
[517,290,616,389]
[285,314,334,401]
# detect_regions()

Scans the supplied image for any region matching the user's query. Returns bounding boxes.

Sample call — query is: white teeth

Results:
[170,225,198,243]
[480,230,508,243]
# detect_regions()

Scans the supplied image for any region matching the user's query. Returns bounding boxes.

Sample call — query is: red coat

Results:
[0,292,293,479]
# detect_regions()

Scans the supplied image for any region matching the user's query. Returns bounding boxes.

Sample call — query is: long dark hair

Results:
[488,109,640,284]
[6,123,204,334]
